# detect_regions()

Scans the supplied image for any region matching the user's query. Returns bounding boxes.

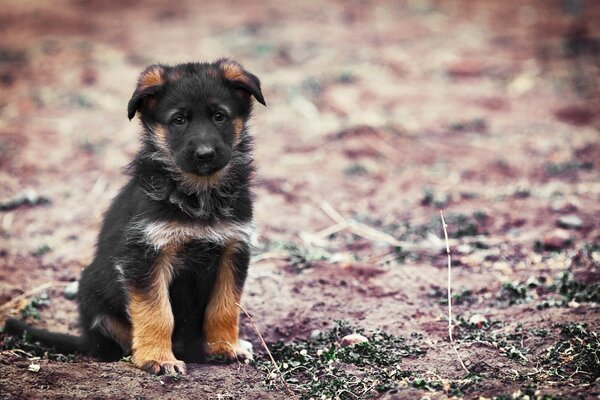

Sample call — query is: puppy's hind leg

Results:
[87,315,132,361]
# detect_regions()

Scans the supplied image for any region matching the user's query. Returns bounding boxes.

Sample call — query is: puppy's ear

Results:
[127,65,165,120]
[218,59,266,106]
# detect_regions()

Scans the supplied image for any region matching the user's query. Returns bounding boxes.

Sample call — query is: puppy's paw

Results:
[206,339,253,361]
[134,355,186,375]
[237,339,254,361]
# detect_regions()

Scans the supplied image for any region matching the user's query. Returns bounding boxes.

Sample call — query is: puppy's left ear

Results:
[127,65,166,120]
[218,59,266,106]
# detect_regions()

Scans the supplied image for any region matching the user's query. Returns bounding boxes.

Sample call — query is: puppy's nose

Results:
[194,146,216,162]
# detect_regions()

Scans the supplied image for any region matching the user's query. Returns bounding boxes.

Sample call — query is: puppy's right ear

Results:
[127,65,165,120]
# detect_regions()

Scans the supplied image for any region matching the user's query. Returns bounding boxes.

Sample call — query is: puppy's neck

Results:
[129,144,253,221]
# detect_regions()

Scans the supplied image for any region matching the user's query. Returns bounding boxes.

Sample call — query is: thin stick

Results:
[0,281,69,313]
[235,302,294,397]
[252,252,290,263]
[440,211,470,374]
[319,201,436,255]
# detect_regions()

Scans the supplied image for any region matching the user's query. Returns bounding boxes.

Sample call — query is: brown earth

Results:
[1,0,599,399]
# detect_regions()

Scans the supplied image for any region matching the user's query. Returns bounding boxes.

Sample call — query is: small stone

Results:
[63,281,79,300]
[310,329,321,340]
[456,244,474,255]
[550,200,577,213]
[468,314,488,328]
[557,214,583,229]
[542,229,572,250]
[339,333,369,347]
[447,60,483,78]
[28,363,40,372]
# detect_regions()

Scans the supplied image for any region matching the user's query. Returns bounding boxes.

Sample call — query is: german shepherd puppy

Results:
[4,59,266,375]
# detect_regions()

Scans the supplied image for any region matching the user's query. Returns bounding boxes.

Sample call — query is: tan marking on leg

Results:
[101,316,132,353]
[204,241,245,359]
[128,246,186,374]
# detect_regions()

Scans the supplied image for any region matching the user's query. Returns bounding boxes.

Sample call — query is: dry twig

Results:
[317,201,437,256]
[440,210,470,374]
[252,251,290,264]
[235,302,295,397]
[0,281,69,314]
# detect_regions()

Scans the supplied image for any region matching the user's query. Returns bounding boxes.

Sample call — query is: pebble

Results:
[310,329,321,340]
[63,281,79,300]
[339,333,369,347]
[447,60,483,78]
[557,214,583,229]
[542,229,572,250]
[550,200,577,213]
[468,314,488,327]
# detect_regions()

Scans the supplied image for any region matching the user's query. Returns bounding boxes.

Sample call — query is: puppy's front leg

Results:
[204,241,252,360]
[128,248,185,375]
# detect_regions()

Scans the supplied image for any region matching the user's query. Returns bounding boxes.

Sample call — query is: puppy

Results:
[4,59,266,375]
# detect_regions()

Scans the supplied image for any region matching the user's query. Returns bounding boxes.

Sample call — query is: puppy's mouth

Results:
[195,163,222,176]
[187,158,230,177]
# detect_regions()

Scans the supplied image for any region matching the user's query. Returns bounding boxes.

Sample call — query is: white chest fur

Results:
[131,219,256,250]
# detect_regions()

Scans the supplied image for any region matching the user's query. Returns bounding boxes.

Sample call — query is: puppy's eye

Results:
[213,111,227,123]
[172,116,186,125]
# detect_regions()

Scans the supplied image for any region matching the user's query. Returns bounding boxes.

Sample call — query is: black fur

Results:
[4,59,264,366]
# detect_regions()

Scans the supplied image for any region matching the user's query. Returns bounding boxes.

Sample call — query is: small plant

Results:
[0,330,73,362]
[545,161,592,177]
[555,271,600,303]
[32,244,52,257]
[498,272,600,307]
[343,163,368,176]
[542,323,600,383]
[456,317,529,363]
[256,240,330,273]
[19,293,51,320]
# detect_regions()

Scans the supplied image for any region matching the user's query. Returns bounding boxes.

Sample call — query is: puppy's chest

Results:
[134,219,255,255]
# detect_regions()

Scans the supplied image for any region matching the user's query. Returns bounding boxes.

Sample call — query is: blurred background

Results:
[0,0,599,398]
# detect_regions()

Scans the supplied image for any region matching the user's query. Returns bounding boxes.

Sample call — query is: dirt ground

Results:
[1,0,599,399]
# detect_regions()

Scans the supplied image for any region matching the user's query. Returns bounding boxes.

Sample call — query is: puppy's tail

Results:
[4,318,85,354]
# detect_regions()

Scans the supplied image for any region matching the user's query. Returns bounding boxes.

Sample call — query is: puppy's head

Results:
[128,59,265,177]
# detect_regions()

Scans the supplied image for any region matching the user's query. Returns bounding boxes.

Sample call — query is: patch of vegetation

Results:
[545,161,593,177]
[555,271,600,303]
[256,240,330,273]
[0,331,74,362]
[572,242,600,268]
[428,286,475,306]
[343,162,368,176]
[497,272,600,307]
[541,323,600,384]
[420,188,450,208]
[19,293,51,320]
[32,244,52,257]
[457,317,600,387]
[456,317,530,362]
[498,277,542,305]
[492,388,563,400]
[335,69,357,84]
[255,321,427,399]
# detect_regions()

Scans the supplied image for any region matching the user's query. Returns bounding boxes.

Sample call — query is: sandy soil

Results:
[0,0,599,399]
